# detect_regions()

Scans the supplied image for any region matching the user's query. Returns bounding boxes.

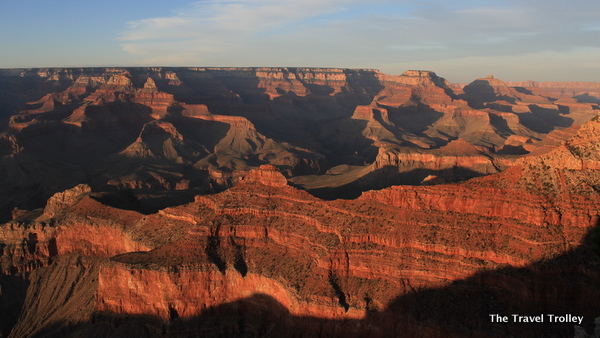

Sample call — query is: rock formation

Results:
[0,115,599,335]
[0,68,600,337]
[0,68,597,206]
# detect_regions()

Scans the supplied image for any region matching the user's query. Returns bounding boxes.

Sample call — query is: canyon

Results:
[0,67,599,337]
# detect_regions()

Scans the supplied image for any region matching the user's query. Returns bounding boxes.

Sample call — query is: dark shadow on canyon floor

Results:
[302,166,487,200]
[574,93,600,105]
[90,188,208,215]
[0,275,29,338]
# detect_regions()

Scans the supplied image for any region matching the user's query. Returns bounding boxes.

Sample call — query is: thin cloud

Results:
[120,0,351,41]
[118,0,600,79]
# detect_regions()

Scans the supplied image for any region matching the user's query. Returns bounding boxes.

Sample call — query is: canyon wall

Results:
[1,68,600,337]
[3,114,600,336]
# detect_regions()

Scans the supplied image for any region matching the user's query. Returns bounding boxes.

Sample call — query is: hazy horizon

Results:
[1,0,599,83]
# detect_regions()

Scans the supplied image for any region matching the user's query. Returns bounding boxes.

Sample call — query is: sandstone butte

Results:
[0,67,599,337]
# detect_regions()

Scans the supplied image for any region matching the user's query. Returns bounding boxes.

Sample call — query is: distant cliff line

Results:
[1,67,599,86]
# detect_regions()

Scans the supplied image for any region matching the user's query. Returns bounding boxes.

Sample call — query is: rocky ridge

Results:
[2,116,600,336]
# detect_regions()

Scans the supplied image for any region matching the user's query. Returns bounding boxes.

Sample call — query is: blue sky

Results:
[1,0,599,82]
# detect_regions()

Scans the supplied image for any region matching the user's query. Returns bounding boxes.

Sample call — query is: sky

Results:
[1,0,599,83]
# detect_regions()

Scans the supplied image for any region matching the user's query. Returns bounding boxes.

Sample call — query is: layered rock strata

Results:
[2,117,600,336]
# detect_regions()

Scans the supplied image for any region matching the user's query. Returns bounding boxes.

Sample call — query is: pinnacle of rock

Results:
[143,77,157,90]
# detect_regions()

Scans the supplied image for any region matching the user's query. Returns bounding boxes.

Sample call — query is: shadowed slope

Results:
[5,228,600,337]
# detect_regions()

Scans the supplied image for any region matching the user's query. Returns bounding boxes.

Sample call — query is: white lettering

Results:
[512,314,543,323]
[547,314,583,324]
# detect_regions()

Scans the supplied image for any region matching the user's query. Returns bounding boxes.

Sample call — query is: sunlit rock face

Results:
[0,68,600,337]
